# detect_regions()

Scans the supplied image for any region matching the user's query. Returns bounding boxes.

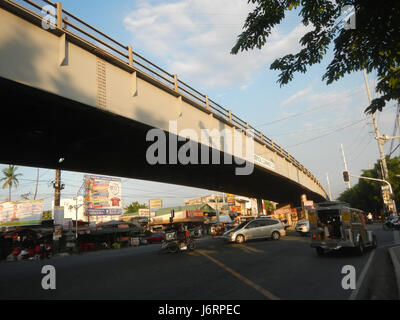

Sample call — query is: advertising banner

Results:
[84,175,122,216]
[0,200,44,227]
[53,225,62,240]
[186,210,204,219]
[229,206,242,212]
[149,199,162,209]
[53,206,65,225]
[304,201,314,210]
[226,194,235,206]
[139,209,150,217]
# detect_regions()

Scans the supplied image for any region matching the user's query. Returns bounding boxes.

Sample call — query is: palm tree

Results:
[1,165,22,201]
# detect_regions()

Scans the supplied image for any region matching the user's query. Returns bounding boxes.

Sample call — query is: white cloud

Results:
[281,87,312,106]
[123,0,313,89]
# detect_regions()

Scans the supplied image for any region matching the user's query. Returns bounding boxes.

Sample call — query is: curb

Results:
[388,245,400,300]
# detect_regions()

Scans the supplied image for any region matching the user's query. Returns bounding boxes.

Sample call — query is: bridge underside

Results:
[0,77,326,205]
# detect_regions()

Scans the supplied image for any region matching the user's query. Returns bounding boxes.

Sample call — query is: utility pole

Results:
[214,191,220,223]
[34,168,39,200]
[53,169,64,207]
[326,173,333,201]
[363,69,389,180]
[341,143,351,189]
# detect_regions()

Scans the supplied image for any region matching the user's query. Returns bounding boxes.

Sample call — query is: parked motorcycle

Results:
[383,217,400,230]
[160,231,196,253]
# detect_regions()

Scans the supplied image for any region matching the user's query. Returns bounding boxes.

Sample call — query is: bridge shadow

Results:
[0,14,325,204]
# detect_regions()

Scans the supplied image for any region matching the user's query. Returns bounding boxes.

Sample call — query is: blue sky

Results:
[1,0,398,209]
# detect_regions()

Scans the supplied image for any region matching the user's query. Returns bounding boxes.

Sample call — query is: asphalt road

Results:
[0,224,398,300]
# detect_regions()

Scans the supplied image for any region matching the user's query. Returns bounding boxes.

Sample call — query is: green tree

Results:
[263,200,275,212]
[231,0,400,114]
[338,156,400,214]
[0,165,23,201]
[124,201,148,215]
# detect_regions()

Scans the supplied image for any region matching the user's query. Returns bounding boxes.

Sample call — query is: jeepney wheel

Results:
[235,235,245,244]
[315,247,324,256]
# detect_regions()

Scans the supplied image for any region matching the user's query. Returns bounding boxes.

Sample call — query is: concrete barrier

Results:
[388,245,400,300]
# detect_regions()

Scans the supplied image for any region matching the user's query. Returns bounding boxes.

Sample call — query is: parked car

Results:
[295,220,310,235]
[222,218,285,243]
[144,233,165,244]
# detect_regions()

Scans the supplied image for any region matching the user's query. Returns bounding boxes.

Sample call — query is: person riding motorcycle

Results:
[176,224,189,245]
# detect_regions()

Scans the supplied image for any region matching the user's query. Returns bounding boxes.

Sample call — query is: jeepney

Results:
[309,201,377,256]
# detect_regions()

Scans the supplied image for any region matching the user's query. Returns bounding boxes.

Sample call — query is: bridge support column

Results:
[251,198,264,217]
[58,33,68,66]
[257,198,264,216]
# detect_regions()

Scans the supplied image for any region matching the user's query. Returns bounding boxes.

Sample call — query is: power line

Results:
[285,104,397,149]
[285,118,367,149]
[255,87,365,128]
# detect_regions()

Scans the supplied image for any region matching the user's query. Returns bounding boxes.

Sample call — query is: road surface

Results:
[0,224,398,300]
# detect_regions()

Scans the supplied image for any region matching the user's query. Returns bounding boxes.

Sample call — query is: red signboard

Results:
[186,210,204,218]
[229,206,242,212]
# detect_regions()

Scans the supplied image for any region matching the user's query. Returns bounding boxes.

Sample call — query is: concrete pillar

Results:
[256,198,263,217]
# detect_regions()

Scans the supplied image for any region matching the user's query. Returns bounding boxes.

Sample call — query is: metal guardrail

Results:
[5,0,324,192]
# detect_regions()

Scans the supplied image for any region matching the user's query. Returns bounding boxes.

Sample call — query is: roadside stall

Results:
[77,221,141,251]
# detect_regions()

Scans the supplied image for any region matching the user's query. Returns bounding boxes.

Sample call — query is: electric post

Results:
[363,69,389,180]
[363,69,394,212]
[53,169,64,207]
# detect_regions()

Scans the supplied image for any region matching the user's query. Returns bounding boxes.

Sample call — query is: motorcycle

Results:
[383,217,400,230]
[160,230,196,253]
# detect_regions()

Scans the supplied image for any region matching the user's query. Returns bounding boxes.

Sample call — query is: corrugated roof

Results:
[154,204,216,216]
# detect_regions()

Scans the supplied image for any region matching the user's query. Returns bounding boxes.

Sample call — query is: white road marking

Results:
[348,250,376,300]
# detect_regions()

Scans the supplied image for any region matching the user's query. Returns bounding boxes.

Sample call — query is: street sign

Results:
[138,209,150,217]
[149,199,162,209]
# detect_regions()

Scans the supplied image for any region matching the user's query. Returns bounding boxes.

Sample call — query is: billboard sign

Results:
[0,200,44,227]
[138,209,150,217]
[187,210,204,218]
[304,201,314,210]
[226,194,235,205]
[84,175,122,216]
[381,185,392,205]
[229,206,242,212]
[149,199,162,209]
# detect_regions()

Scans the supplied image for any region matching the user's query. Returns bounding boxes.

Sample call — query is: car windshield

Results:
[233,221,249,230]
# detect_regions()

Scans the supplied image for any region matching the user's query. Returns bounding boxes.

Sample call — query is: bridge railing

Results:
[5,0,324,192]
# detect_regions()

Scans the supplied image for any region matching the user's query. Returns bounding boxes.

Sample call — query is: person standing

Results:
[367,212,373,224]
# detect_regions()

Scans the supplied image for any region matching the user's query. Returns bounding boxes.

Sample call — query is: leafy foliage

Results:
[337,156,400,214]
[0,165,22,201]
[263,200,275,212]
[124,201,148,215]
[231,0,400,114]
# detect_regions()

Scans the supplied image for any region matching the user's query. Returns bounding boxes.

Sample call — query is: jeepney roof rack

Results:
[316,201,350,207]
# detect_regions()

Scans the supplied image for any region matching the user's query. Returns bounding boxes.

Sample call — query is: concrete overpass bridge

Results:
[0,0,328,205]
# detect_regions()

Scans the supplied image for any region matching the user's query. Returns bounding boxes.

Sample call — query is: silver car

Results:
[222,218,286,243]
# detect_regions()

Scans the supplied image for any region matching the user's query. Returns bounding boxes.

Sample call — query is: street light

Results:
[377,135,400,143]
[344,172,397,214]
